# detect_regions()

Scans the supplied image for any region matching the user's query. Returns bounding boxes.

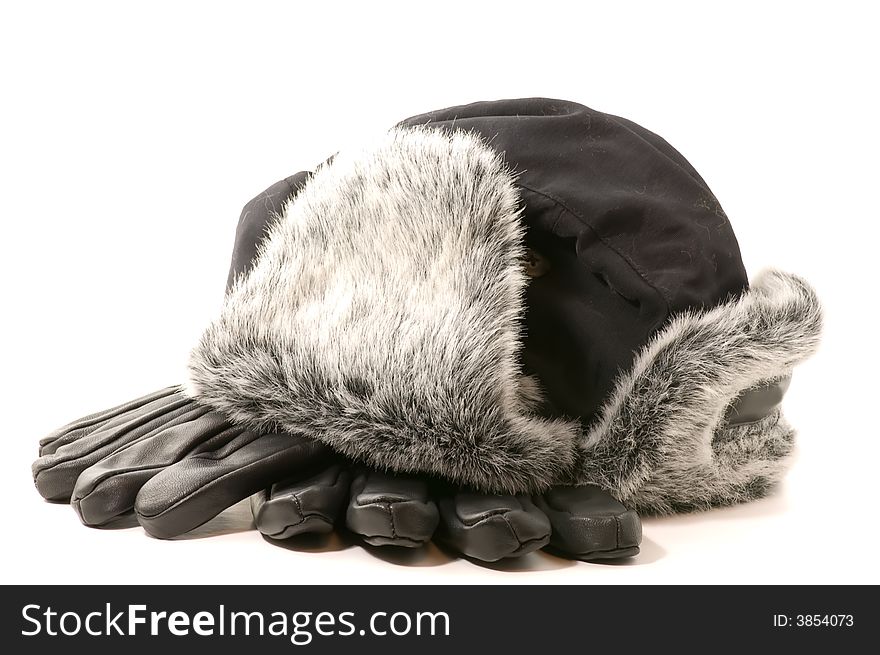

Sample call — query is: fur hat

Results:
[185,98,822,514]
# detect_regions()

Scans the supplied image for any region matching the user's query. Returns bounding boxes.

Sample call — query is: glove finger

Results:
[71,410,236,527]
[38,387,179,456]
[33,393,203,501]
[251,463,350,539]
[135,432,331,539]
[435,492,551,562]
[345,470,439,548]
[534,485,641,560]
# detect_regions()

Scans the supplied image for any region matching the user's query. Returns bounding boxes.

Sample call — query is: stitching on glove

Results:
[386,503,398,540]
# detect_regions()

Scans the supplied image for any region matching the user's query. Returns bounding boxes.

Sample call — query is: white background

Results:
[1,0,877,584]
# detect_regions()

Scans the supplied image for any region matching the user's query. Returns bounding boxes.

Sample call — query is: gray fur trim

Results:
[185,126,580,493]
[575,269,823,514]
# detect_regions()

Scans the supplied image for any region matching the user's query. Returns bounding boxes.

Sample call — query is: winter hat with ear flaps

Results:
[185,98,822,514]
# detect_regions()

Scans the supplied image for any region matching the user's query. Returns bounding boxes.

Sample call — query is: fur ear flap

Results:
[185,126,581,493]
[576,270,823,514]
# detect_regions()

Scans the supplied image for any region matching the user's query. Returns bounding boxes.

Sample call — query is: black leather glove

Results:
[33,387,639,560]
[253,465,641,561]
[33,388,329,538]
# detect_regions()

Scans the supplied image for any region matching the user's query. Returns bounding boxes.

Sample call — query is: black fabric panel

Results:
[225,171,312,291]
[521,225,658,421]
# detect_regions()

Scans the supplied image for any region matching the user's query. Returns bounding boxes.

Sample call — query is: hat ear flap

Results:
[576,270,823,514]
[185,126,581,493]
